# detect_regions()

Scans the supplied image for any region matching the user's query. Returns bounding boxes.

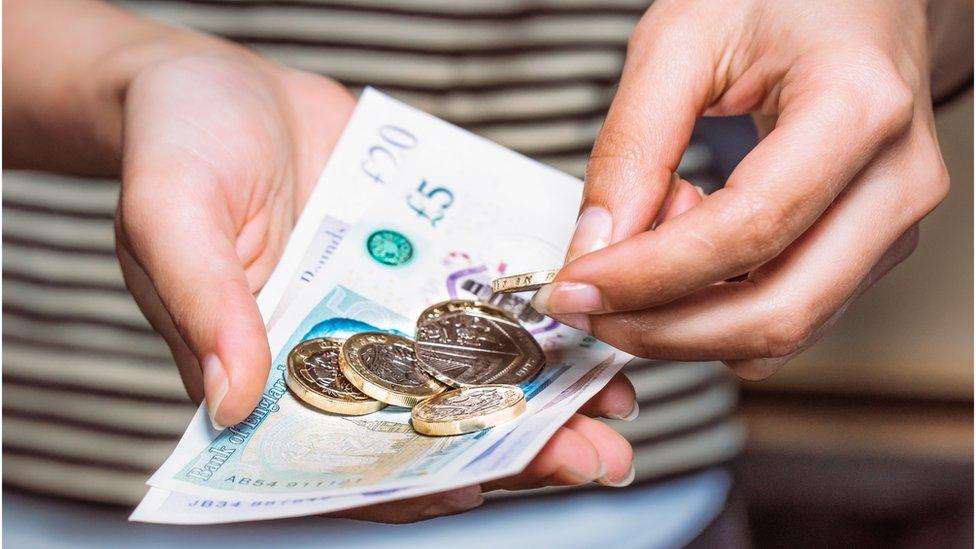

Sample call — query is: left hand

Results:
[531,0,951,379]
[114,45,651,525]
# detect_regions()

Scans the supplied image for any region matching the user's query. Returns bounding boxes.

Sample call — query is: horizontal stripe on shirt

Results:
[3,0,742,506]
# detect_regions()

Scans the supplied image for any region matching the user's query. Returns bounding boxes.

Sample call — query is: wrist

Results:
[91,28,249,174]
[3,0,254,177]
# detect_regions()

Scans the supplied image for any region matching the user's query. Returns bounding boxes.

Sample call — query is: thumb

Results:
[119,169,271,429]
[569,16,714,257]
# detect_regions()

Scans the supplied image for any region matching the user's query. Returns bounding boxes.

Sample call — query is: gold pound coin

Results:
[490,269,559,294]
[415,300,545,388]
[339,332,446,407]
[412,384,526,436]
[286,338,386,416]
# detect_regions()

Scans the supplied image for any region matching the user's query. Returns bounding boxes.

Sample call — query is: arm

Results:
[3,0,644,518]
[2,0,228,175]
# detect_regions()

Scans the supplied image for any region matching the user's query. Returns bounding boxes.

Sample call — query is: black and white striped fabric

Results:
[2,0,743,505]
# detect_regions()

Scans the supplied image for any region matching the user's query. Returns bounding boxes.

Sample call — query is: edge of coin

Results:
[411,385,526,436]
[339,332,445,408]
[285,338,386,416]
[416,299,519,327]
[490,269,559,294]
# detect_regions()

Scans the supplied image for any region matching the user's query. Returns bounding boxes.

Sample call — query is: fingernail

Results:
[566,206,613,263]
[694,185,706,198]
[597,463,636,488]
[202,354,229,430]
[605,401,639,422]
[531,282,603,315]
[421,486,484,517]
[550,313,591,333]
[561,460,607,484]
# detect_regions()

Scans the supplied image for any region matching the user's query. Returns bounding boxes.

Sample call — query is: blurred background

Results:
[735,91,974,547]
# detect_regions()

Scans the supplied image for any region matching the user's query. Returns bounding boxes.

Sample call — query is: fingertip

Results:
[578,373,637,420]
[419,485,484,518]
[202,353,229,429]
[563,415,634,487]
[565,205,613,263]
[518,425,604,488]
[208,285,272,427]
[658,179,703,223]
[724,356,790,381]
[211,342,272,428]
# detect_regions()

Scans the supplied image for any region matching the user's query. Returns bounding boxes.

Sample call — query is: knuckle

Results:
[925,162,951,210]
[626,322,657,359]
[759,304,817,358]
[597,316,658,359]
[588,127,647,167]
[907,154,951,218]
[847,59,915,135]
[863,69,915,137]
[723,193,790,269]
[822,56,915,139]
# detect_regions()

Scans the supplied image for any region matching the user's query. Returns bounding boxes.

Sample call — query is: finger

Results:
[566,14,716,260]
[654,178,703,226]
[542,66,915,316]
[482,417,602,491]
[119,167,270,429]
[577,373,638,421]
[566,177,702,263]
[326,485,483,524]
[553,131,945,368]
[116,234,204,403]
[724,223,919,379]
[563,414,634,487]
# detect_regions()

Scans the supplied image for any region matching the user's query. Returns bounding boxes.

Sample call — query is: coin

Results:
[412,384,525,436]
[339,332,446,407]
[414,300,545,387]
[490,269,559,294]
[286,338,386,416]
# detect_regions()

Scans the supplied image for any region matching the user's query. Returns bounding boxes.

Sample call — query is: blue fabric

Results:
[4,468,731,549]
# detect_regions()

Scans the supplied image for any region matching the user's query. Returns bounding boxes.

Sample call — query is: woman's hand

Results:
[532,0,956,379]
[114,46,643,521]
[115,50,353,423]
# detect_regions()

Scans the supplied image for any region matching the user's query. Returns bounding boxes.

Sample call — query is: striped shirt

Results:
[2,0,743,505]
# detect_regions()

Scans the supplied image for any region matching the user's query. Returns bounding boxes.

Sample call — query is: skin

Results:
[533,0,968,381]
[4,0,649,522]
[4,0,968,524]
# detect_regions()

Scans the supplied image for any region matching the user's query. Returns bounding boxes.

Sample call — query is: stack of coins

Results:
[285,298,543,437]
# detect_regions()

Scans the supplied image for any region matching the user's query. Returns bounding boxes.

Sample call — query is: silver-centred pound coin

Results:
[414,300,546,388]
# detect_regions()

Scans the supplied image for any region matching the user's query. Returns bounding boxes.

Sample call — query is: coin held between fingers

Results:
[490,269,559,294]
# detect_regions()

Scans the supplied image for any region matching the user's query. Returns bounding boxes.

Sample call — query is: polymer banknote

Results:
[132,90,633,522]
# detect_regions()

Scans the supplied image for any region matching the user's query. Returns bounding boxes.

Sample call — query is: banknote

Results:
[133,362,623,524]
[133,89,633,522]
